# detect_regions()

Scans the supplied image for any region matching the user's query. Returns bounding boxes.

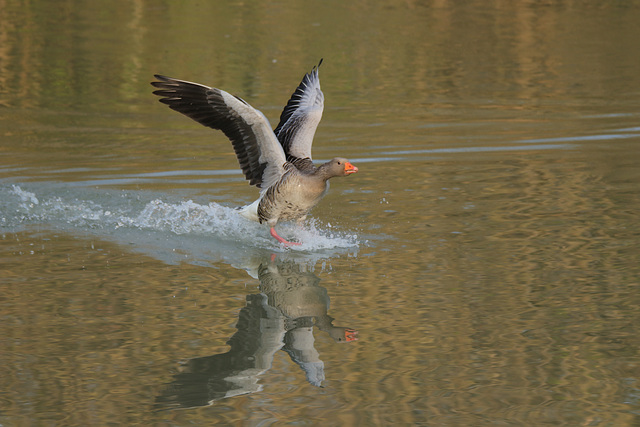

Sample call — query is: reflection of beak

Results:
[345,328,359,342]
[345,162,358,175]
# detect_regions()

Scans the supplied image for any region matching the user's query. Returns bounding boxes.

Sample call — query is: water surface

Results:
[2,1,640,425]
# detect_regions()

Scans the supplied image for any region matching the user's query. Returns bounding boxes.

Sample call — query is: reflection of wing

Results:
[284,327,325,387]
[152,75,287,190]
[154,294,285,410]
[273,59,324,162]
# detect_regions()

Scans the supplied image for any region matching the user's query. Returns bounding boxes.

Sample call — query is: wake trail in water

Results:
[1,184,360,253]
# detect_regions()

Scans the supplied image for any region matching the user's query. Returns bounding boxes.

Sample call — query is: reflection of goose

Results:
[258,261,357,343]
[155,257,357,410]
[151,61,358,245]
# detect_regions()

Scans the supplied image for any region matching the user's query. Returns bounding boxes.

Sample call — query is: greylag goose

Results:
[151,60,358,245]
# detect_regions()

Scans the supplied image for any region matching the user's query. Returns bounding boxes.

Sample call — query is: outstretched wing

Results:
[273,59,324,162]
[151,75,287,190]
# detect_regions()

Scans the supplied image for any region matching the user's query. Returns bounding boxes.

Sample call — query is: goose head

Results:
[320,157,358,179]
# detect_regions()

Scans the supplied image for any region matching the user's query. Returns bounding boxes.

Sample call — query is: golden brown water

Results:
[2,1,640,425]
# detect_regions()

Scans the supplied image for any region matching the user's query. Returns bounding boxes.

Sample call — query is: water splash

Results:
[11,185,39,207]
[1,184,359,253]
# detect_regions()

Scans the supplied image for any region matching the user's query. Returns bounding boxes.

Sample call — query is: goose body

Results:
[151,61,357,245]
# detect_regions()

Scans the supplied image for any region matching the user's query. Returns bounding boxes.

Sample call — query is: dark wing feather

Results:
[273,59,324,162]
[151,75,286,189]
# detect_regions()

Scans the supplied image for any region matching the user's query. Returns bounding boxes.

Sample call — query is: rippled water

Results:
[2,1,640,426]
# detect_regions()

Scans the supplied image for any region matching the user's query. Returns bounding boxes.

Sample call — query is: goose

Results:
[151,60,358,245]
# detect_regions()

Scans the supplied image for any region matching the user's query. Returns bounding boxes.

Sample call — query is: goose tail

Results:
[237,198,261,222]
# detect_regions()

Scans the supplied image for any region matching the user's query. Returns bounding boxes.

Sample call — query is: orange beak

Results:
[344,162,358,175]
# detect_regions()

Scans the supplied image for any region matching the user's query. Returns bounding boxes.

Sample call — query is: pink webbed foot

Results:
[270,227,301,246]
